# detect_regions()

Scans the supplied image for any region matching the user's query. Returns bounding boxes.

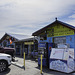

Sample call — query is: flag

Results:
[9,39,12,44]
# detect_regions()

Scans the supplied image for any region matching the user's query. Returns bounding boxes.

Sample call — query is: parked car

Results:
[0,46,15,61]
[0,53,12,72]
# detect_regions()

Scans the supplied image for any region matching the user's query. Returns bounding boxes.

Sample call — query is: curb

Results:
[11,62,24,68]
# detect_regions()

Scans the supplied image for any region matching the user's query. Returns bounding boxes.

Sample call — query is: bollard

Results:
[24,52,25,70]
[40,54,42,74]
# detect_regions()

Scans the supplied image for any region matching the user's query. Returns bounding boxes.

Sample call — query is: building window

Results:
[53,37,66,44]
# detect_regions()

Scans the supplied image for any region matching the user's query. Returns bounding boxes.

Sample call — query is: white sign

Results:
[50,48,64,59]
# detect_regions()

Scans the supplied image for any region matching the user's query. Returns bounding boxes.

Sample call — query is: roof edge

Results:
[32,20,75,36]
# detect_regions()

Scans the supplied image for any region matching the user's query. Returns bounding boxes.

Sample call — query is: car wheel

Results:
[0,61,8,72]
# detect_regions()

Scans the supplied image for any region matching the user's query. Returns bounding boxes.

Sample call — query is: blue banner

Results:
[38,42,46,48]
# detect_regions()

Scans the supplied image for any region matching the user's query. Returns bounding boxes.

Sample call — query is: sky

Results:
[0,0,75,39]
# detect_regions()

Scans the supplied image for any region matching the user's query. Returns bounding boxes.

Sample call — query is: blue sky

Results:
[0,0,75,38]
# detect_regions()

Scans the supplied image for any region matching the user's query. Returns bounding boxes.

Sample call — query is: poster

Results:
[50,48,64,59]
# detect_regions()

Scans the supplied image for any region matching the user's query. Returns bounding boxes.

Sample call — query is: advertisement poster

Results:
[50,48,64,59]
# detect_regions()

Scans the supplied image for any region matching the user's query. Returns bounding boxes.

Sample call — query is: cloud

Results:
[66,19,75,26]
[69,14,75,19]
[0,0,75,38]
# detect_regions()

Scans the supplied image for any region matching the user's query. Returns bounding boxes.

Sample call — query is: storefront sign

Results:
[24,42,34,45]
[47,24,74,37]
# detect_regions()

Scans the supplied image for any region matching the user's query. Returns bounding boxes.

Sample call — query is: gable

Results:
[47,24,74,37]
[0,33,18,43]
[32,20,75,36]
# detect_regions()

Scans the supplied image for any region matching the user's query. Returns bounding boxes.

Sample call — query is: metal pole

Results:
[40,54,42,74]
[24,52,25,70]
